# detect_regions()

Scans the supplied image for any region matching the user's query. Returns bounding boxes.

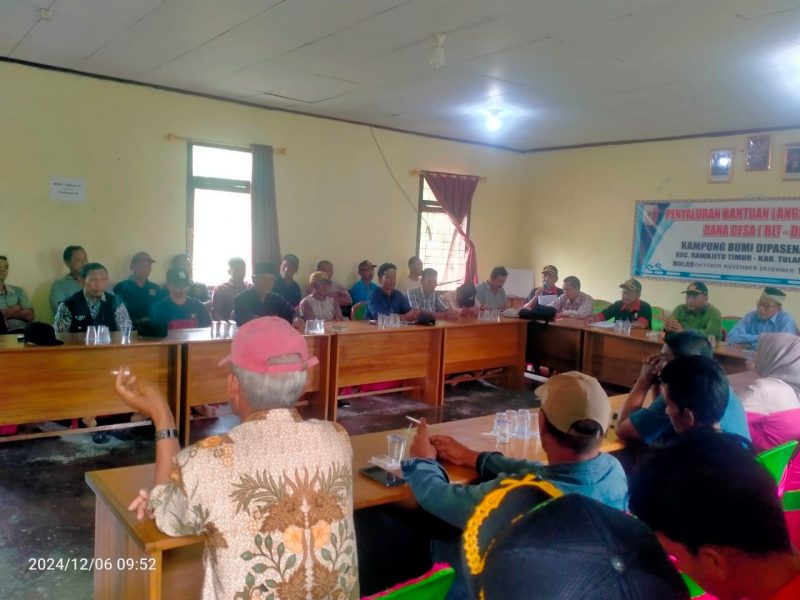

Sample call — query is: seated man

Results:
[234,262,298,327]
[170,254,210,303]
[113,251,165,328]
[116,317,358,599]
[211,257,251,321]
[616,331,750,445]
[272,253,302,308]
[663,281,722,340]
[630,430,800,600]
[727,287,798,346]
[407,268,460,320]
[149,268,211,330]
[50,245,87,313]
[442,282,481,317]
[397,256,423,293]
[403,371,628,532]
[54,262,131,333]
[551,275,593,319]
[308,260,352,310]
[475,266,508,310]
[349,260,378,304]
[521,264,563,309]
[587,278,652,329]
[298,271,344,321]
[0,255,34,333]
[366,262,420,321]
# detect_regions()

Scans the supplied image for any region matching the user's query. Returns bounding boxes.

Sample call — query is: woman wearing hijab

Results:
[729,332,800,450]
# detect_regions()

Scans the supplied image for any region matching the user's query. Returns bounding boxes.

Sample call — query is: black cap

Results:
[23,322,63,346]
[166,267,191,287]
[469,492,689,600]
[682,281,708,295]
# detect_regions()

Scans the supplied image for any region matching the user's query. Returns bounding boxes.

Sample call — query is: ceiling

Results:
[3,0,800,151]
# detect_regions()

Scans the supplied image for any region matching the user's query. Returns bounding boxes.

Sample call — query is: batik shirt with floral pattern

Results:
[148,409,358,600]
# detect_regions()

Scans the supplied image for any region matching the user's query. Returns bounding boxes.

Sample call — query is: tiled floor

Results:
[0,380,539,600]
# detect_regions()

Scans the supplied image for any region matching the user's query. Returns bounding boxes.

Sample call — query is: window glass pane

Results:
[192,189,252,286]
[192,145,252,181]
[418,180,468,291]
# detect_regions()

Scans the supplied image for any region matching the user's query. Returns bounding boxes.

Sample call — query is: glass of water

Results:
[495,413,511,444]
[97,325,111,345]
[120,323,132,344]
[85,325,97,345]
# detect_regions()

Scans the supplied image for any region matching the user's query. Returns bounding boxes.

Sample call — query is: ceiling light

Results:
[429,33,446,69]
[485,111,502,132]
[39,8,54,20]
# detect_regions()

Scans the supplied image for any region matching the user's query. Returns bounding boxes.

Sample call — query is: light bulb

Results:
[485,113,502,132]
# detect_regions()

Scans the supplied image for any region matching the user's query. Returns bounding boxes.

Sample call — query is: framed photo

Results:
[709,149,734,183]
[784,143,800,180]
[745,134,771,171]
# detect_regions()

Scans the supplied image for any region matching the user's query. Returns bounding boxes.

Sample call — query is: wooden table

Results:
[85,403,624,599]
[0,333,181,436]
[525,317,584,373]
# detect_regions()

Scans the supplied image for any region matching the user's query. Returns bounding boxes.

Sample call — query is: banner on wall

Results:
[632,198,800,288]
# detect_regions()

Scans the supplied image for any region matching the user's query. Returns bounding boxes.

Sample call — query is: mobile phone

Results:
[359,465,406,487]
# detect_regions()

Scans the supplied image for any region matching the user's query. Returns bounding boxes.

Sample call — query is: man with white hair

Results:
[115,317,358,599]
[727,287,798,346]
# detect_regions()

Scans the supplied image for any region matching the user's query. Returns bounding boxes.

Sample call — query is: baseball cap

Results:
[309,271,331,285]
[542,265,558,276]
[166,267,191,287]
[619,278,643,293]
[358,260,376,270]
[218,316,319,373]
[469,492,689,600]
[535,371,611,435]
[131,251,155,265]
[682,281,708,295]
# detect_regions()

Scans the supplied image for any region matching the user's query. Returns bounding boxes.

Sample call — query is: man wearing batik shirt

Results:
[552,276,593,319]
[407,268,460,320]
[54,262,132,333]
[211,257,252,321]
[587,278,652,329]
[149,268,211,330]
[118,317,358,600]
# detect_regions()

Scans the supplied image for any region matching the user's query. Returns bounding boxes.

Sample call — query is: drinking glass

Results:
[516,409,531,439]
[85,325,97,345]
[97,325,111,345]
[120,323,132,344]
[305,319,315,334]
[211,321,220,338]
[378,314,387,329]
[228,320,237,337]
[390,314,401,328]
[387,433,407,466]
[495,413,511,444]
[315,319,325,334]
[622,319,632,335]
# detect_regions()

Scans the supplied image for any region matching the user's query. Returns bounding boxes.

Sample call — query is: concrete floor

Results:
[0,380,540,600]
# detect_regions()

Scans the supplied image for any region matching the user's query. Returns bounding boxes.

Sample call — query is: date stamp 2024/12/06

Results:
[28,557,157,572]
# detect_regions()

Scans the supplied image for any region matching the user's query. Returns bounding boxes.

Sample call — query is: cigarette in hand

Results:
[405,416,422,425]
[110,369,131,376]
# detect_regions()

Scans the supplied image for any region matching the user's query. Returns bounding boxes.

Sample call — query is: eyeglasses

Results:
[757,302,779,310]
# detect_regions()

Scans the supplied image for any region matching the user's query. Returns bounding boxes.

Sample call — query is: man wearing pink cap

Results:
[114,317,358,599]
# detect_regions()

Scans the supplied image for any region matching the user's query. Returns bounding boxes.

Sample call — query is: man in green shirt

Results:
[663,281,722,340]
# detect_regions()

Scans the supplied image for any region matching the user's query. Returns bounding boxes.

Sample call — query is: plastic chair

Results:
[364,563,455,600]
[592,299,611,313]
[351,301,368,321]
[721,316,741,336]
[756,440,799,493]
[652,306,667,317]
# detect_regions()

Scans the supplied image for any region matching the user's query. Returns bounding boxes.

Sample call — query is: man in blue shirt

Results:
[366,262,420,321]
[727,287,798,347]
[617,331,750,445]
[349,260,378,304]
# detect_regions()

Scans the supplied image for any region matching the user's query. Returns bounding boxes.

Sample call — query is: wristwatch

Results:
[154,428,179,442]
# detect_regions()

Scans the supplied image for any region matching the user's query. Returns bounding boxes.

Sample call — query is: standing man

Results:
[234,262,299,327]
[50,245,88,312]
[366,263,420,321]
[407,268,459,320]
[149,268,211,330]
[587,278,652,329]
[475,266,508,310]
[113,251,165,328]
[211,257,251,321]
[663,281,722,340]
[54,262,131,333]
[727,287,798,346]
[350,260,379,304]
[551,276,593,319]
[398,256,423,293]
[0,255,34,333]
[522,265,563,309]
[272,253,302,308]
[117,317,358,599]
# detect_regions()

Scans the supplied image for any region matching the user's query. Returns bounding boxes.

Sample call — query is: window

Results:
[416,178,470,291]
[188,144,252,286]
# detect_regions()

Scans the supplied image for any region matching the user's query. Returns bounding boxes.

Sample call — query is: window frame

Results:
[415,175,472,276]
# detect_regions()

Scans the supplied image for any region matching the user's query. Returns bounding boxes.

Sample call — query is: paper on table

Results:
[537,294,558,306]
[590,320,617,328]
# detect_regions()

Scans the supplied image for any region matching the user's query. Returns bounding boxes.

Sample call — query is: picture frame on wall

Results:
[709,149,734,183]
[784,143,800,181]
[745,134,772,171]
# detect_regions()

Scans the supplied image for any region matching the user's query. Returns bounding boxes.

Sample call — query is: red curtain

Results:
[422,171,480,285]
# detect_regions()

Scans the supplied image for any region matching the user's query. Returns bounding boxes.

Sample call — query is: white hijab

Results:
[732,333,800,415]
